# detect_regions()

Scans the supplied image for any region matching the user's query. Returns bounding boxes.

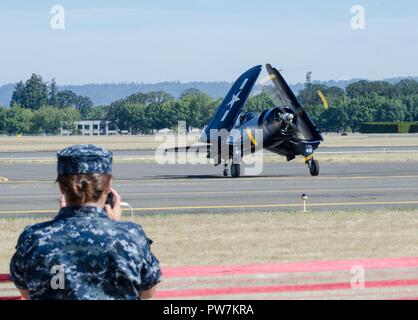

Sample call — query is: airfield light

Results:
[301,194,308,213]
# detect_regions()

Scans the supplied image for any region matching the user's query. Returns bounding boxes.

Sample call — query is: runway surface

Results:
[1,145,418,160]
[0,160,418,218]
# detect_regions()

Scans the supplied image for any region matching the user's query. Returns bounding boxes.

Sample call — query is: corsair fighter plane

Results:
[169,64,324,178]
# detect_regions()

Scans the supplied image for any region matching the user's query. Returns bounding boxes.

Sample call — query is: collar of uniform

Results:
[56,205,109,219]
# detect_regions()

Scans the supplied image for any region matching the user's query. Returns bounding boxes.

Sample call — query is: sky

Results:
[0,0,417,85]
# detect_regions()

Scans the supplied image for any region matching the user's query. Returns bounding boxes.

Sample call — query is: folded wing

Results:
[266,64,323,142]
[201,65,262,143]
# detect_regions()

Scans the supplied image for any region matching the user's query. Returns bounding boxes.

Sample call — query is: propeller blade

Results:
[317,90,330,110]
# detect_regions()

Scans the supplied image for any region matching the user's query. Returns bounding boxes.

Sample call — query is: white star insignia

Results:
[227,93,241,108]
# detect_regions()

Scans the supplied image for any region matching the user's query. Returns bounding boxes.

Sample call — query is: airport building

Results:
[71,120,112,136]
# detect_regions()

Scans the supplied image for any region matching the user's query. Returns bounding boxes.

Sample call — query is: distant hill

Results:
[1,77,418,107]
[0,82,232,106]
[60,82,232,105]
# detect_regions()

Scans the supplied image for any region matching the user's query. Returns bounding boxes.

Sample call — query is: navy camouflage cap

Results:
[57,144,113,175]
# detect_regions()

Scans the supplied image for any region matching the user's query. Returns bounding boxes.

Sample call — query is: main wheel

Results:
[309,159,320,176]
[231,164,241,178]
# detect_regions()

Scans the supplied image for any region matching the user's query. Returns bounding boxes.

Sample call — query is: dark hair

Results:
[56,174,112,205]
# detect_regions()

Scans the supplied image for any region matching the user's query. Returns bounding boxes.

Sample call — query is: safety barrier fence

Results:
[0,275,21,300]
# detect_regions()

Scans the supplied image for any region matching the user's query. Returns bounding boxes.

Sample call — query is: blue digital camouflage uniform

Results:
[56,144,113,175]
[9,144,161,300]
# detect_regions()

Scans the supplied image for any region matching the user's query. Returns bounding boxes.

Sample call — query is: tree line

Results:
[1,73,418,135]
[299,78,418,132]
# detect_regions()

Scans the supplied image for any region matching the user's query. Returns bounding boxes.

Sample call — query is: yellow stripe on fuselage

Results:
[246,129,258,146]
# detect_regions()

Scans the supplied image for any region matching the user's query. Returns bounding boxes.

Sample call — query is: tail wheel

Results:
[309,159,320,176]
[231,164,241,178]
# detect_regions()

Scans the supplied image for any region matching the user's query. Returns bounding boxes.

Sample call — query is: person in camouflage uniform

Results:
[10,144,161,300]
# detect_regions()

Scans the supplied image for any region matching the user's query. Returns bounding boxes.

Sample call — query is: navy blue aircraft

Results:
[169,64,324,178]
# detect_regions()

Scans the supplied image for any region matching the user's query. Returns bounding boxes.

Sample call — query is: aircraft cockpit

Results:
[234,112,258,128]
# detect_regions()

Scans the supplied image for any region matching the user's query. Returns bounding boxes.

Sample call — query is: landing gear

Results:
[222,160,241,178]
[230,163,241,178]
[223,164,229,177]
[307,159,320,176]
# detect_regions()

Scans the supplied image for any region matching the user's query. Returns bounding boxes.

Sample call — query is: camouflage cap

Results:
[57,144,113,175]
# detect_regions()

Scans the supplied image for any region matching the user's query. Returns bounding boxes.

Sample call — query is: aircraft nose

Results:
[284,113,294,123]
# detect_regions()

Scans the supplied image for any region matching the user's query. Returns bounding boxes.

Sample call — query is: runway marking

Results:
[126,200,418,212]
[1,200,418,215]
[117,186,417,197]
[0,209,57,215]
[0,186,416,199]
[4,149,418,161]
[131,186,418,196]
[2,174,418,185]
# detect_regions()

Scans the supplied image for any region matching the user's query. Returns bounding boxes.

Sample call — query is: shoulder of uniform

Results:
[16,219,58,247]
[106,221,154,247]
[113,221,145,235]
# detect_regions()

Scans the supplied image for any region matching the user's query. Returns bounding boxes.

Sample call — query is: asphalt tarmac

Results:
[1,145,418,160]
[0,160,418,218]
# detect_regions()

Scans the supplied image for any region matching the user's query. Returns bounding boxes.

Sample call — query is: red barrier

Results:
[0,274,20,300]
[0,296,21,300]
[1,256,418,300]
[155,278,418,299]
[0,274,10,282]
[162,257,418,278]
[157,257,418,299]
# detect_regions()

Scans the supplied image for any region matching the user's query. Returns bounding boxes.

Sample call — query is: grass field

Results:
[0,135,196,152]
[1,133,418,153]
[1,209,417,274]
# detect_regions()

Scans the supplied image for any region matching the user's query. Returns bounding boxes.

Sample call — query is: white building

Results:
[74,120,110,136]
